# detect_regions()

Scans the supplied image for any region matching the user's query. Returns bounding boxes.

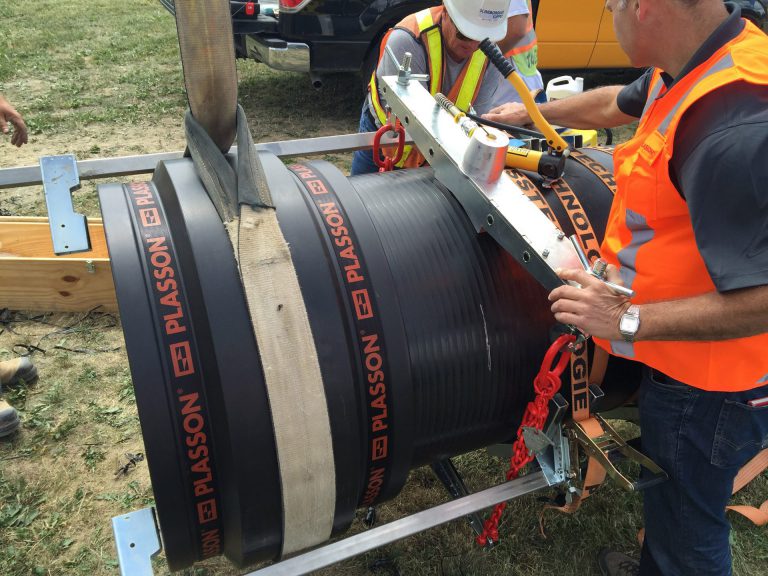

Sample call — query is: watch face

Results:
[620,315,640,334]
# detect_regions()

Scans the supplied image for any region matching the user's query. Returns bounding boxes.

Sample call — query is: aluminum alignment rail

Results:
[380,75,583,293]
[112,471,552,576]
[0,131,411,190]
[249,471,550,576]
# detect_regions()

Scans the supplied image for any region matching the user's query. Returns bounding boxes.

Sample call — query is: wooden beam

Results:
[0,218,116,312]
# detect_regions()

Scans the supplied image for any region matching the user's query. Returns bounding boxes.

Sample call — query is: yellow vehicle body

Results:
[535,0,631,70]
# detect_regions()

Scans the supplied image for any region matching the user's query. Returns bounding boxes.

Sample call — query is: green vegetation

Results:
[1,1,766,575]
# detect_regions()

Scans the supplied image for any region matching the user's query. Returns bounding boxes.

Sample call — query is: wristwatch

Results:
[619,304,641,342]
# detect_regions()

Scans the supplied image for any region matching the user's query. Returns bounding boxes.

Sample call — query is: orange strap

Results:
[726,447,768,525]
[544,176,613,519]
[568,149,618,196]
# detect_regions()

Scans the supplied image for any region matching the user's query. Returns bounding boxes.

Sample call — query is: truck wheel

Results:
[360,48,379,96]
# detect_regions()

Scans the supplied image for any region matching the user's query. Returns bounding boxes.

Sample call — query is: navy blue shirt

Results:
[616,5,768,292]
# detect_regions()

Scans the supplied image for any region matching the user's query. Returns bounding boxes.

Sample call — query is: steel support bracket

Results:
[534,422,572,486]
[40,154,91,254]
[111,507,162,576]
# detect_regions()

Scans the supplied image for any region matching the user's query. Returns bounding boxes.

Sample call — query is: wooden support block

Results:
[0,217,117,312]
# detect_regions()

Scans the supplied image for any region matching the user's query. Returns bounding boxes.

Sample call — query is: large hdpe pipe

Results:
[98,149,639,570]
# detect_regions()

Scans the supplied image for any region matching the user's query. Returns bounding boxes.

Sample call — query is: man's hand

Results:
[0,97,28,147]
[483,102,531,126]
[548,266,631,340]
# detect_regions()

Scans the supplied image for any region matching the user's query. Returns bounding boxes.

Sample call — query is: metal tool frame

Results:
[379,74,584,293]
[0,132,411,190]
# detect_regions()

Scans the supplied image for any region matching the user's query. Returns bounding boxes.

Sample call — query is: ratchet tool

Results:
[478,40,570,180]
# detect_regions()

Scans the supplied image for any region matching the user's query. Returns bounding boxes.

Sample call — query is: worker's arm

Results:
[548,268,768,342]
[0,94,28,147]
[377,30,427,79]
[482,85,636,129]
[498,14,529,55]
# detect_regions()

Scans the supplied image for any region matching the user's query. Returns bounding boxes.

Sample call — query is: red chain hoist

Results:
[476,333,576,547]
[372,118,405,172]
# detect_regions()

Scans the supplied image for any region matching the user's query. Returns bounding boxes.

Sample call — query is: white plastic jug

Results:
[546,75,584,101]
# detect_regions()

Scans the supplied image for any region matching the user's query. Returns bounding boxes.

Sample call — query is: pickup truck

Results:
[159,0,766,88]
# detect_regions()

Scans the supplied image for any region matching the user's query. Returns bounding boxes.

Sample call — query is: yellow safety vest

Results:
[505,0,538,77]
[368,6,488,168]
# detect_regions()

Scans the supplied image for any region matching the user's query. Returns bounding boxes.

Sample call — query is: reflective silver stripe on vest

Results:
[512,28,537,51]
[640,76,664,120]
[610,208,655,357]
[658,53,734,135]
[616,208,654,290]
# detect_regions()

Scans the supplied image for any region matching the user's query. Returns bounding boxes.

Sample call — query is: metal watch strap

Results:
[620,304,640,343]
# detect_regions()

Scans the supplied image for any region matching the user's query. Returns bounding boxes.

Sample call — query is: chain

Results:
[476,333,576,546]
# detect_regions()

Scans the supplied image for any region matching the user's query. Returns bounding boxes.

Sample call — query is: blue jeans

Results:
[350,103,380,176]
[637,367,768,575]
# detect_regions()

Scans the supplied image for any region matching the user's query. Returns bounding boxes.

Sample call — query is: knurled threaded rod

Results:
[435,93,463,119]
[434,93,482,137]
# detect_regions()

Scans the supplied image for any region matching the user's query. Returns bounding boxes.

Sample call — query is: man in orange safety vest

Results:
[485,1,768,574]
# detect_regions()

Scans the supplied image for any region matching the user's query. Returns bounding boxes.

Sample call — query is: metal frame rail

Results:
[113,471,552,576]
[0,131,410,190]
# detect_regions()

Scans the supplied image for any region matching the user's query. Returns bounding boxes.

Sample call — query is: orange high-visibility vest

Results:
[369,6,488,168]
[504,0,538,77]
[594,21,768,391]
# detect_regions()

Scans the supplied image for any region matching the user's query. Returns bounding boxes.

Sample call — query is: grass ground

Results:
[1,1,767,575]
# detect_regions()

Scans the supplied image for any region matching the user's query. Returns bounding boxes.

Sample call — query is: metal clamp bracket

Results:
[569,414,668,492]
[40,154,91,254]
[111,507,162,576]
[381,75,583,293]
[525,393,572,486]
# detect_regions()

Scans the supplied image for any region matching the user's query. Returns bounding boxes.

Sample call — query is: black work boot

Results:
[0,358,36,439]
[0,358,38,386]
[0,397,20,438]
[598,549,640,576]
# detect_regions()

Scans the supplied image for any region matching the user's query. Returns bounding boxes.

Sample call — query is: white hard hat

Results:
[443,0,512,42]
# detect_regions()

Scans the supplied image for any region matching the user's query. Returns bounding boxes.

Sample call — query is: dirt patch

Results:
[2,120,187,169]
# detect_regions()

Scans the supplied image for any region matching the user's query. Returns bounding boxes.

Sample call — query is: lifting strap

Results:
[540,169,613,518]
[185,104,337,555]
[237,204,337,554]
[174,0,238,152]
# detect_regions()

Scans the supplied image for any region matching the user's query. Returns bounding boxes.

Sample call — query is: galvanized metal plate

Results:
[111,507,162,576]
[40,154,91,254]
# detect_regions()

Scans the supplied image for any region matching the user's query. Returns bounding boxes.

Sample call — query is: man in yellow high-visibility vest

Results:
[352,0,536,175]
[498,0,546,103]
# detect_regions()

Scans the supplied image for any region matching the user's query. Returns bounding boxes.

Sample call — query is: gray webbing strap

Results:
[184,105,336,555]
[174,0,238,152]
[238,205,336,555]
[185,106,274,220]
